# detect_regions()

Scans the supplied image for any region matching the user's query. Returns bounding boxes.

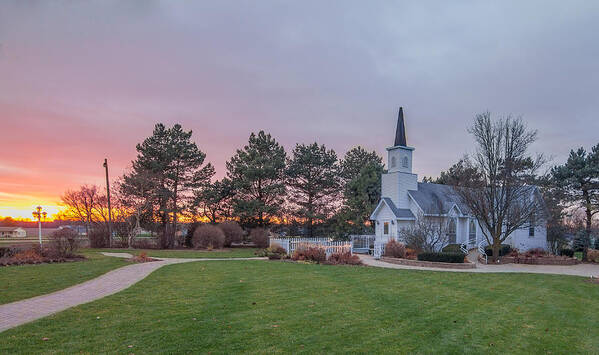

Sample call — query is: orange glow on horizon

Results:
[0,201,64,222]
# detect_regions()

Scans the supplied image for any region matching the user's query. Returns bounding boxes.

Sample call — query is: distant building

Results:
[0,227,26,238]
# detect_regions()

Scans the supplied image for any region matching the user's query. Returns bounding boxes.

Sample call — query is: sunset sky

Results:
[1,1,598,220]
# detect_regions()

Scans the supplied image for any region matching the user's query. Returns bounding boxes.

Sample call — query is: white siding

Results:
[381,171,418,209]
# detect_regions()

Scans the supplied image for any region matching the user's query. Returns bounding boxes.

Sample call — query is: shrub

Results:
[417,252,465,263]
[325,252,362,265]
[89,228,109,248]
[0,246,25,258]
[292,245,326,263]
[588,249,599,263]
[266,244,288,260]
[131,238,159,249]
[49,228,80,258]
[219,221,244,247]
[192,225,225,249]
[129,251,158,263]
[405,248,418,260]
[484,244,512,257]
[250,228,269,248]
[559,248,574,257]
[13,248,44,264]
[383,240,406,258]
[442,244,462,253]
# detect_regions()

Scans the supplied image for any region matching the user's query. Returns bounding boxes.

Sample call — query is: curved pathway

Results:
[0,253,265,333]
[360,254,599,277]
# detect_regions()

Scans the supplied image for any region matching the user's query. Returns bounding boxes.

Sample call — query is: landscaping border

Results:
[380,257,476,269]
[479,255,579,265]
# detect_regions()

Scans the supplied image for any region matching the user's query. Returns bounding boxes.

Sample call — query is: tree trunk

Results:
[584,190,592,261]
[492,240,501,263]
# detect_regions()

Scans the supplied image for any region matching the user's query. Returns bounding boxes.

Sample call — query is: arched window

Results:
[402,156,409,168]
[469,220,476,244]
[447,218,457,243]
[391,156,397,168]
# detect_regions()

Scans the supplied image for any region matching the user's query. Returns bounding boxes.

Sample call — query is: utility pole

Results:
[103,158,113,248]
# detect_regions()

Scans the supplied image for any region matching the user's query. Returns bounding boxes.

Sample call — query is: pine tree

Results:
[226,131,286,227]
[551,144,599,260]
[286,143,339,237]
[123,123,214,247]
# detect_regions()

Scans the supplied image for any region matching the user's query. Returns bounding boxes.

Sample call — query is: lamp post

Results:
[32,206,47,246]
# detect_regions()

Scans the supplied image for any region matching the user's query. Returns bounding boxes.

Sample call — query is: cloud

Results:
[0,0,598,208]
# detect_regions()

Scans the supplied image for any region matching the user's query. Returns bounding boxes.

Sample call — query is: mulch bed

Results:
[381,256,476,269]
[127,255,160,263]
[480,255,579,265]
[0,255,86,267]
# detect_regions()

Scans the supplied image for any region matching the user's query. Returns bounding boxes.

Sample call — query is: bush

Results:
[192,225,225,249]
[588,249,599,263]
[405,248,418,260]
[484,244,512,257]
[559,248,574,257]
[417,252,465,263]
[441,244,462,253]
[266,243,288,260]
[49,228,80,258]
[13,248,44,264]
[324,251,362,265]
[383,240,406,258]
[219,221,244,247]
[89,228,109,248]
[292,245,326,263]
[250,228,269,248]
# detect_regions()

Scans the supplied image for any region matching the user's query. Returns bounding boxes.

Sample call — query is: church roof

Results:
[394,107,407,147]
[370,197,415,220]
[408,183,469,215]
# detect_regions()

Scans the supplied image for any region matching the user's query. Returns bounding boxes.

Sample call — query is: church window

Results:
[447,218,457,243]
[529,213,535,237]
[402,156,409,168]
[384,222,389,235]
[469,220,476,243]
[391,156,396,168]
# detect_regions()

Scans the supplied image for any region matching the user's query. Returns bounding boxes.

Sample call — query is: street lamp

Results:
[32,206,47,246]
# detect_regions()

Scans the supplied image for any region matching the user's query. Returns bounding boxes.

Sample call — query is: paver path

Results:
[0,254,266,333]
[360,254,599,277]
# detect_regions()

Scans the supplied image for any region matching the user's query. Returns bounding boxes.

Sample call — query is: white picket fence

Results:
[269,237,352,256]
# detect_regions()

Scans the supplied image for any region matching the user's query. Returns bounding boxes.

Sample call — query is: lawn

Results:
[0,251,128,305]
[1,261,598,354]
[86,247,260,259]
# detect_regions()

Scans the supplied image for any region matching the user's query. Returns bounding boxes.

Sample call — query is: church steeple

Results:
[394,107,407,147]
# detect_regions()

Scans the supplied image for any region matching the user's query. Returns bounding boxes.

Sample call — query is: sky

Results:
[1,1,598,220]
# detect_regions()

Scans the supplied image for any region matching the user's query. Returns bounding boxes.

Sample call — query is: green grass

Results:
[2,261,598,354]
[0,251,128,305]
[87,247,259,259]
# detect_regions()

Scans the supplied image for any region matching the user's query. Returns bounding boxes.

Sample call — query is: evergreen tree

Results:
[337,147,384,235]
[124,123,214,247]
[286,142,339,237]
[226,131,286,227]
[193,178,234,223]
[551,144,599,260]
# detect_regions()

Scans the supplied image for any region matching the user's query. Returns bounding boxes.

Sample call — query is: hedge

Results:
[484,244,512,257]
[417,252,465,263]
[559,248,574,257]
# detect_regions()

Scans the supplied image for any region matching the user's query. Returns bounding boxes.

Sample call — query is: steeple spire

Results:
[394,106,407,147]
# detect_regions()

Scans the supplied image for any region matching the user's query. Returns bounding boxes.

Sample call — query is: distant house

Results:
[0,227,26,238]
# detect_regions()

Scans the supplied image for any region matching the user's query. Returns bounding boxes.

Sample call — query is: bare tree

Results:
[60,185,103,235]
[456,112,546,262]
[116,173,155,248]
[401,215,449,253]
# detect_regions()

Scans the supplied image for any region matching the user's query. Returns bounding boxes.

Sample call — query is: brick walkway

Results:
[0,254,265,333]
